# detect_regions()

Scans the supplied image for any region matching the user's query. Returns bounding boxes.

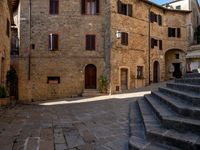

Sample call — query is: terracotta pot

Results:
[0,98,10,106]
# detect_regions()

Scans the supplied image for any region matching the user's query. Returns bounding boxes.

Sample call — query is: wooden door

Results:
[85,64,97,89]
[121,68,128,90]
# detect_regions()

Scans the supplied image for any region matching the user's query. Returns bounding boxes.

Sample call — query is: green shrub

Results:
[98,75,108,93]
[0,86,7,98]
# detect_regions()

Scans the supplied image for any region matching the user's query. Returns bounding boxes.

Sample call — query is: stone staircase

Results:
[129,73,200,150]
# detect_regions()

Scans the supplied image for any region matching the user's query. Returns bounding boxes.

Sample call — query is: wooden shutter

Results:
[151,38,154,48]
[128,4,132,17]
[55,0,59,14]
[86,35,90,50]
[81,0,86,14]
[121,32,128,45]
[53,34,58,50]
[158,15,162,26]
[7,19,10,37]
[49,34,52,50]
[86,35,96,50]
[159,40,162,50]
[91,35,96,50]
[117,0,122,14]
[96,0,100,14]
[177,28,181,38]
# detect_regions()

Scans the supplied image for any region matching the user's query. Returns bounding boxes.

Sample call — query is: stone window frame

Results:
[121,32,128,46]
[137,66,144,79]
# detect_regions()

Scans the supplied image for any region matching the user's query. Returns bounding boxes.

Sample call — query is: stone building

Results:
[14,0,191,102]
[0,0,13,87]
[162,0,200,72]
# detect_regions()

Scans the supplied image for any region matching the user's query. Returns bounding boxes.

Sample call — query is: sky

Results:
[150,0,200,5]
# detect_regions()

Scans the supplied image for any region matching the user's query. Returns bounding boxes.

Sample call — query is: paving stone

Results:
[55,143,68,150]
[80,130,96,143]
[39,140,54,150]
[25,137,39,150]
[64,129,85,148]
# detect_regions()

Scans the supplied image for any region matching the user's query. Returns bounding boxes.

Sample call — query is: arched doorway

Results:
[153,61,160,83]
[165,49,185,80]
[85,64,97,89]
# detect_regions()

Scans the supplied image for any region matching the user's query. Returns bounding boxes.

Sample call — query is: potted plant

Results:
[98,75,108,94]
[0,86,10,106]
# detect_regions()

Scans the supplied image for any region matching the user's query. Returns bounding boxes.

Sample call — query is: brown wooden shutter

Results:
[177,28,181,38]
[151,38,154,48]
[117,0,122,14]
[158,15,162,26]
[53,34,58,50]
[159,40,162,50]
[128,4,132,17]
[91,35,96,50]
[121,32,128,45]
[55,0,59,14]
[81,0,85,14]
[96,0,100,14]
[86,35,90,50]
[49,34,51,50]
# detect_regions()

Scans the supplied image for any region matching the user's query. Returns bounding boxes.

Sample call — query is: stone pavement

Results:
[0,82,166,150]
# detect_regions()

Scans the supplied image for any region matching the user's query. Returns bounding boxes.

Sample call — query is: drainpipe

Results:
[28,0,32,80]
[148,6,152,85]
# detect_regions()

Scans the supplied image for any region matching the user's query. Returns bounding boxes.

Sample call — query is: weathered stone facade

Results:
[110,0,190,93]
[0,0,12,86]
[15,0,191,102]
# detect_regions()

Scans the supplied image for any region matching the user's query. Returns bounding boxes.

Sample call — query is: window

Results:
[6,19,10,37]
[168,28,181,38]
[137,66,144,79]
[151,38,162,50]
[117,0,132,17]
[176,5,181,10]
[81,0,99,15]
[121,32,128,45]
[50,0,59,14]
[175,54,180,59]
[49,34,58,51]
[47,76,60,84]
[86,35,96,50]
[150,12,162,26]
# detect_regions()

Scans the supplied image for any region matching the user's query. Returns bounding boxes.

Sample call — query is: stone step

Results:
[138,98,200,150]
[183,73,200,78]
[129,136,181,150]
[166,83,200,96]
[145,94,200,133]
[158,87,200,106]
[175,78,200,85]
[151,91,200,119]
[82,89,104,97]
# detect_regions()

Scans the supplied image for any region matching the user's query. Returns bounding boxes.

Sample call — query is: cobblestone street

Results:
[0,83,165,150]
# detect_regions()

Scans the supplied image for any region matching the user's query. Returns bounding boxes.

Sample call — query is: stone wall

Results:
[18,0,107,102]
[0,0,11,86]
[110,0,189,93]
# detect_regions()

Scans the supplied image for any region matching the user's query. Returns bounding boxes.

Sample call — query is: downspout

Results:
[148,6,152,85]
[28,0,31,80]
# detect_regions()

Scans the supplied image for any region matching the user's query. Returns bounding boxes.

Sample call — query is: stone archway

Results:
[85,64,97,89]
[153,61,160,83]
[165,49,186,80]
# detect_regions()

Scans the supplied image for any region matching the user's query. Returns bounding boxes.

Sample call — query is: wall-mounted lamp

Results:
[116,31,121,38]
